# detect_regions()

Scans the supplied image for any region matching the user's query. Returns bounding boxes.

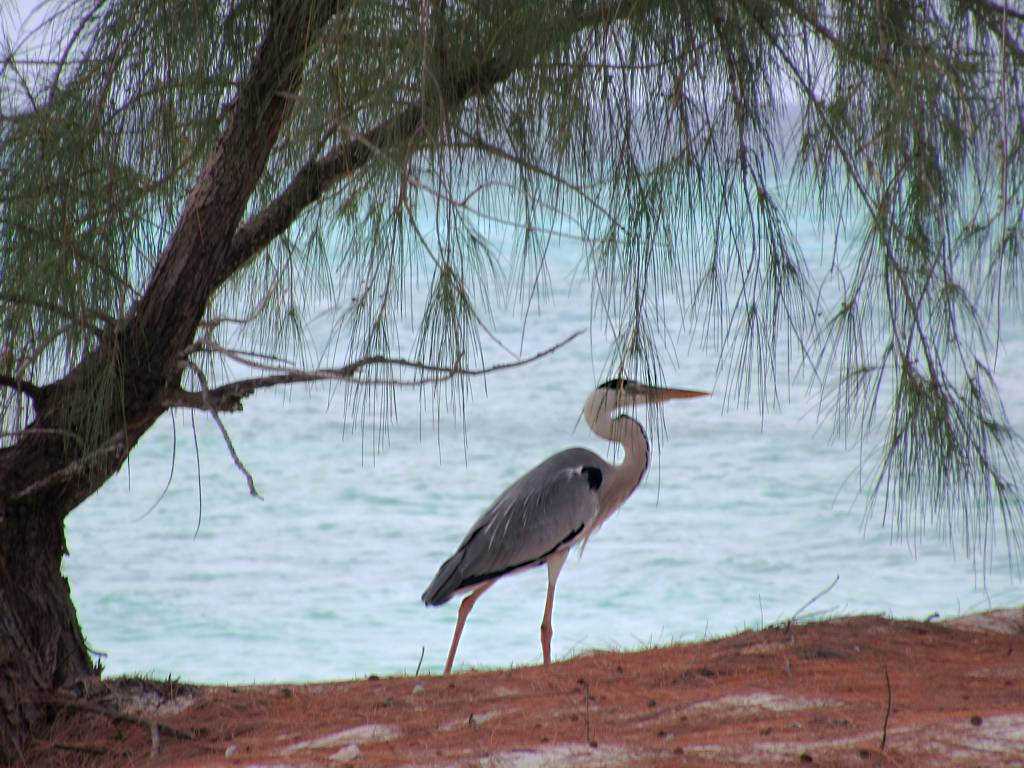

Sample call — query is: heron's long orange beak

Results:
[647,386,711,403]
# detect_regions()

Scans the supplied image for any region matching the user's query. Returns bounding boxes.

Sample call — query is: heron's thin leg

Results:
[540,551,568,666]
[443,582,492,675]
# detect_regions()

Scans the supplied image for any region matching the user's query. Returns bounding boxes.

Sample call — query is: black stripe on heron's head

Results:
[598,378,638,391]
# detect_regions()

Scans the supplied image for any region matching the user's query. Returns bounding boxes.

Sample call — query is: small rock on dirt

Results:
[330,744,361,762]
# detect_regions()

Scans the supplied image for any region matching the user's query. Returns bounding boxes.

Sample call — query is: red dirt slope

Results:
[24,609,1024,767]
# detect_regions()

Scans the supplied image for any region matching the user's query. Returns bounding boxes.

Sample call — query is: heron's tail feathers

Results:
[422,550,466,606]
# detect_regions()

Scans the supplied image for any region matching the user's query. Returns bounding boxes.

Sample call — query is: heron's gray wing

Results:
[422,449,605,606]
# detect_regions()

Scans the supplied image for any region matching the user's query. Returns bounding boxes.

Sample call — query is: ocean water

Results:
[64,229,1022,683]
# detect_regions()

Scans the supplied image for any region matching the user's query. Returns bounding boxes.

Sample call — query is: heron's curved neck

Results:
[584,394,650,491]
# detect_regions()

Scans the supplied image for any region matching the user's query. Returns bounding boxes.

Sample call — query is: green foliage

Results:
[1,0,1022,566]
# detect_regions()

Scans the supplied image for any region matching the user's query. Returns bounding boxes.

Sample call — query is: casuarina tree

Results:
[1,0,1021,759]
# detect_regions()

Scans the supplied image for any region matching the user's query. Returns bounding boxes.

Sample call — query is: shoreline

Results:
[30,607,1024,767]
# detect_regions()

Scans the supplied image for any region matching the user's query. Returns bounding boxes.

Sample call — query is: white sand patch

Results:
[688,691,835,715]
[967,664,1024,680]
[916,714,1024,762]
[478,743,631,767]
[329,744,361,762]
[279,723,399,754]
[946,609,1024,635]
[683,715,1024,767]
[334,723,400,743]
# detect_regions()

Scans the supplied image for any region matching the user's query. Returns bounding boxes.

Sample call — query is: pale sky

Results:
[3,0,39,40]
[2,1,81,104]
[2,1,46,63]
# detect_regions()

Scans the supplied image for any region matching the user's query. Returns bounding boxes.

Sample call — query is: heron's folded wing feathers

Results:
[422,461,601,605]
[466,466,600,575]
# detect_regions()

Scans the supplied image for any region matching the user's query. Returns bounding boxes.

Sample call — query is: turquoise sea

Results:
[64,224,1021,683]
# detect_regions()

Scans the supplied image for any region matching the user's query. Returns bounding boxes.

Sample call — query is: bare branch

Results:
[165,330,583,413]
[452,133,627,236]
[185,361,261,499]
[784,574,840,629]
[187,338,296,374]
[199,269,285,332]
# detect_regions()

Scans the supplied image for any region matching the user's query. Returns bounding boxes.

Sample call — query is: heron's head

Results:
[583,379,709,431]
[593,377,710,410]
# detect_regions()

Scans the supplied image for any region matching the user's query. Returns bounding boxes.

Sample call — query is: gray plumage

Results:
[423,379,710,674]
[422,448,608,606]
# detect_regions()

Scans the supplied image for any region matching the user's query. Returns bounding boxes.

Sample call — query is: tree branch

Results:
[2,2,351,514]
[185,361,261,499]
[0,375,44,405]
[967,0,1024,22]
[223,1,644,277]
[965,0,1024,62]
[225,105,421,277]
[131,0,348,359]
[165,330,583,413]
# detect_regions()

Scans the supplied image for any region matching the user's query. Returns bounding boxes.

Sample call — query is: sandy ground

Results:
[22,609,1024,767]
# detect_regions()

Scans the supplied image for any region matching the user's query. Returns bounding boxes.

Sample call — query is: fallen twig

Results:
[583,682,596,747]
[784,574,840,630]
[880,664,892,750]
[415,645,425,677]
[42,694,197,742]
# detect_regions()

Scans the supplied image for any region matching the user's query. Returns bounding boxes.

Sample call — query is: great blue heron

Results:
[422,378,710,674]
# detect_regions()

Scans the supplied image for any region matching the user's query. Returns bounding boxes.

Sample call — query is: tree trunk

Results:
[0,4,342,760]
[0,499,95,762]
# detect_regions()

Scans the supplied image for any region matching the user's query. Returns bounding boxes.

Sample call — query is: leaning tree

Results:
[1,0,1021,758]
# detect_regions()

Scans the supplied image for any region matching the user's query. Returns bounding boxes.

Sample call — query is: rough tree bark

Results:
[0,498,95,763]
[0,1,637,759]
